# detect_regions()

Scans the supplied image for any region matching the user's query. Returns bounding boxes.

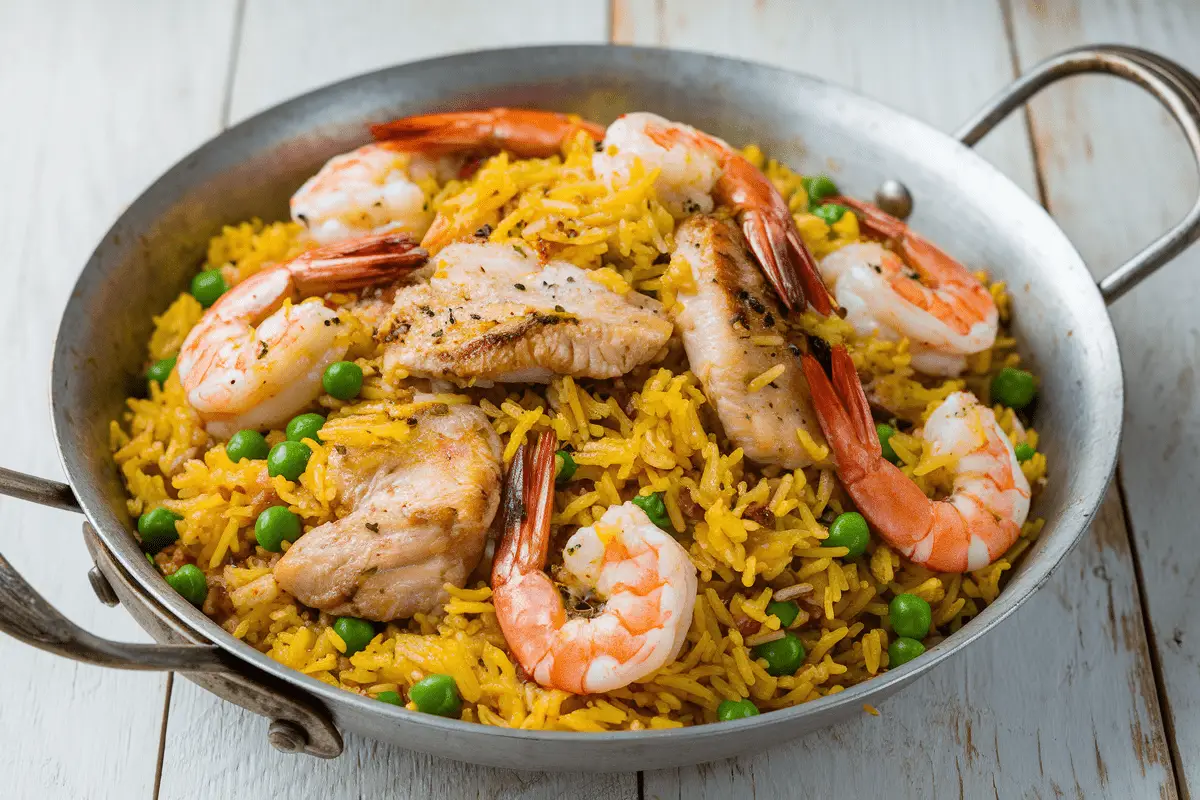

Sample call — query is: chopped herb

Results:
[431,329,444,338]
[469,313,481,320]
[365,522,380,533]
[554,305,566,313]
[514,283,526,291]
[258,342,269,358]
[763,313,775,327]
[474,224,493,238]
[512,245,526,256]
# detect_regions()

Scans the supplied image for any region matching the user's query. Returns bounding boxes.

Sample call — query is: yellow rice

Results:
[111,134,1048,730]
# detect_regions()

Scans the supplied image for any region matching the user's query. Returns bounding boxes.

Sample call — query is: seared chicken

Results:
[379,242,673,384]
[274,402,502,621]
[672,216,825,468]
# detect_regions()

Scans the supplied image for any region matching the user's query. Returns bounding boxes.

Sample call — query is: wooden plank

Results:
[228,0,611,123]
[160,679,636,800]
[0,1,239,799]
[1006,0,1200,793]
[158,3,634,798]
[619,1,1177,797]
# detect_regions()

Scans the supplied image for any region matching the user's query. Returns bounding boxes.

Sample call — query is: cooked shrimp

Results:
[672,216,824,468]
[379,241,673,384]
[370,107,606,158]
[177,233,428,438]
[802,347,1030,572]
[275,402,502,620]
[818,196,998,376]
[290,143,454,245]
[492,432,698,694]
[601,112,832,315]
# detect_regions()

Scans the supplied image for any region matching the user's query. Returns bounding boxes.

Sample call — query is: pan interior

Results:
[51,45,1121,752]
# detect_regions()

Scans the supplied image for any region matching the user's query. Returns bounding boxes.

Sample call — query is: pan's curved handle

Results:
[0,467,344,756]
[0,466,81,512]
[0,548,229,671]
[955,45,1200,304]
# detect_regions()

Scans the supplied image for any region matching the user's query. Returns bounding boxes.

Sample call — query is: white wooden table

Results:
[1,1,1196,797]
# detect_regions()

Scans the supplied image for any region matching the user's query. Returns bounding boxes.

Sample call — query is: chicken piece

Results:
[672,216,825,468]
[379,242,672,384]
[274,402,502,621]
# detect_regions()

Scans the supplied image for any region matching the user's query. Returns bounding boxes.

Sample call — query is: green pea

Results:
[322,361,364,400]
[876,423,901,464]
[889,593,933,639]
[408,673,462,717]
[375,690,403,705]
[333,617,376,657]
[145,356,177,387]
[632,492,670,530]
[1014,442,1036,463]
[225,429,270,463]
[802,174,839,208]
[826,511,870,557]
[554,450,577,484]
[267,440,311,481]
[138,507,182,553]
[812,203,848,225]
[716,699,760,721]
[888,636,926,667]
[766,600,800,628]
[991,367,1036,409]
[190,269,228,308]
[752,632,806,677]
[165,564,208,606]
[254,506,302,552]
[286,412,326,444]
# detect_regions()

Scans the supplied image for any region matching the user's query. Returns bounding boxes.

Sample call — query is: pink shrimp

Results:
[637,116,833,315]
[492,432,697,694]
[177,233,427,438]
[801,346,1030,572]
[370,107,607,158]
[819,196,998,375]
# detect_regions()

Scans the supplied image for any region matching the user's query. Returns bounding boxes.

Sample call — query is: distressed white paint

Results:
[227,0,611,123]
[0,1,239,799]
[1006,0,1200,794]
[618,1,1177,796]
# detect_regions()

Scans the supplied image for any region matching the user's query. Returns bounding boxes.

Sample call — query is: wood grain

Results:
[619,1,1177,796]
[1006,0,1200,794]
[157,3,634,798]
[0,2,239,799]
[227,0,610,123]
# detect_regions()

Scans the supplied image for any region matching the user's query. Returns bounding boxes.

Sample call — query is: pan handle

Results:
[0,523,344,757]
[955,45,1200,304]
[0,546,228,672]
[0,466,80,512]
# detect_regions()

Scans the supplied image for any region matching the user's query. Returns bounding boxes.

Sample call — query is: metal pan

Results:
[1,44,1198,772]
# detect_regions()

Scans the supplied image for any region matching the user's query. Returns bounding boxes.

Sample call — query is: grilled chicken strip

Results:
[672,216,825,468]
[274,402,502,621]
[379,242,672,384]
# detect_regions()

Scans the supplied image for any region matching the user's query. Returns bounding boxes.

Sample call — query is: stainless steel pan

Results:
[1,44,1198,772]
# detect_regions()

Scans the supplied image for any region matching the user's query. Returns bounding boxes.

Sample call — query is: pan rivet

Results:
[268,720,308,754]
[87,567,119,607]
[875,180,913,220]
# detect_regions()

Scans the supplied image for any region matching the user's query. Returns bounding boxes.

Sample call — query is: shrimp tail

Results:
[492,431,558,588]
[372,108,605,158]
[801,346,938,556]
[742,209,833,315]
[289,232,429,293]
